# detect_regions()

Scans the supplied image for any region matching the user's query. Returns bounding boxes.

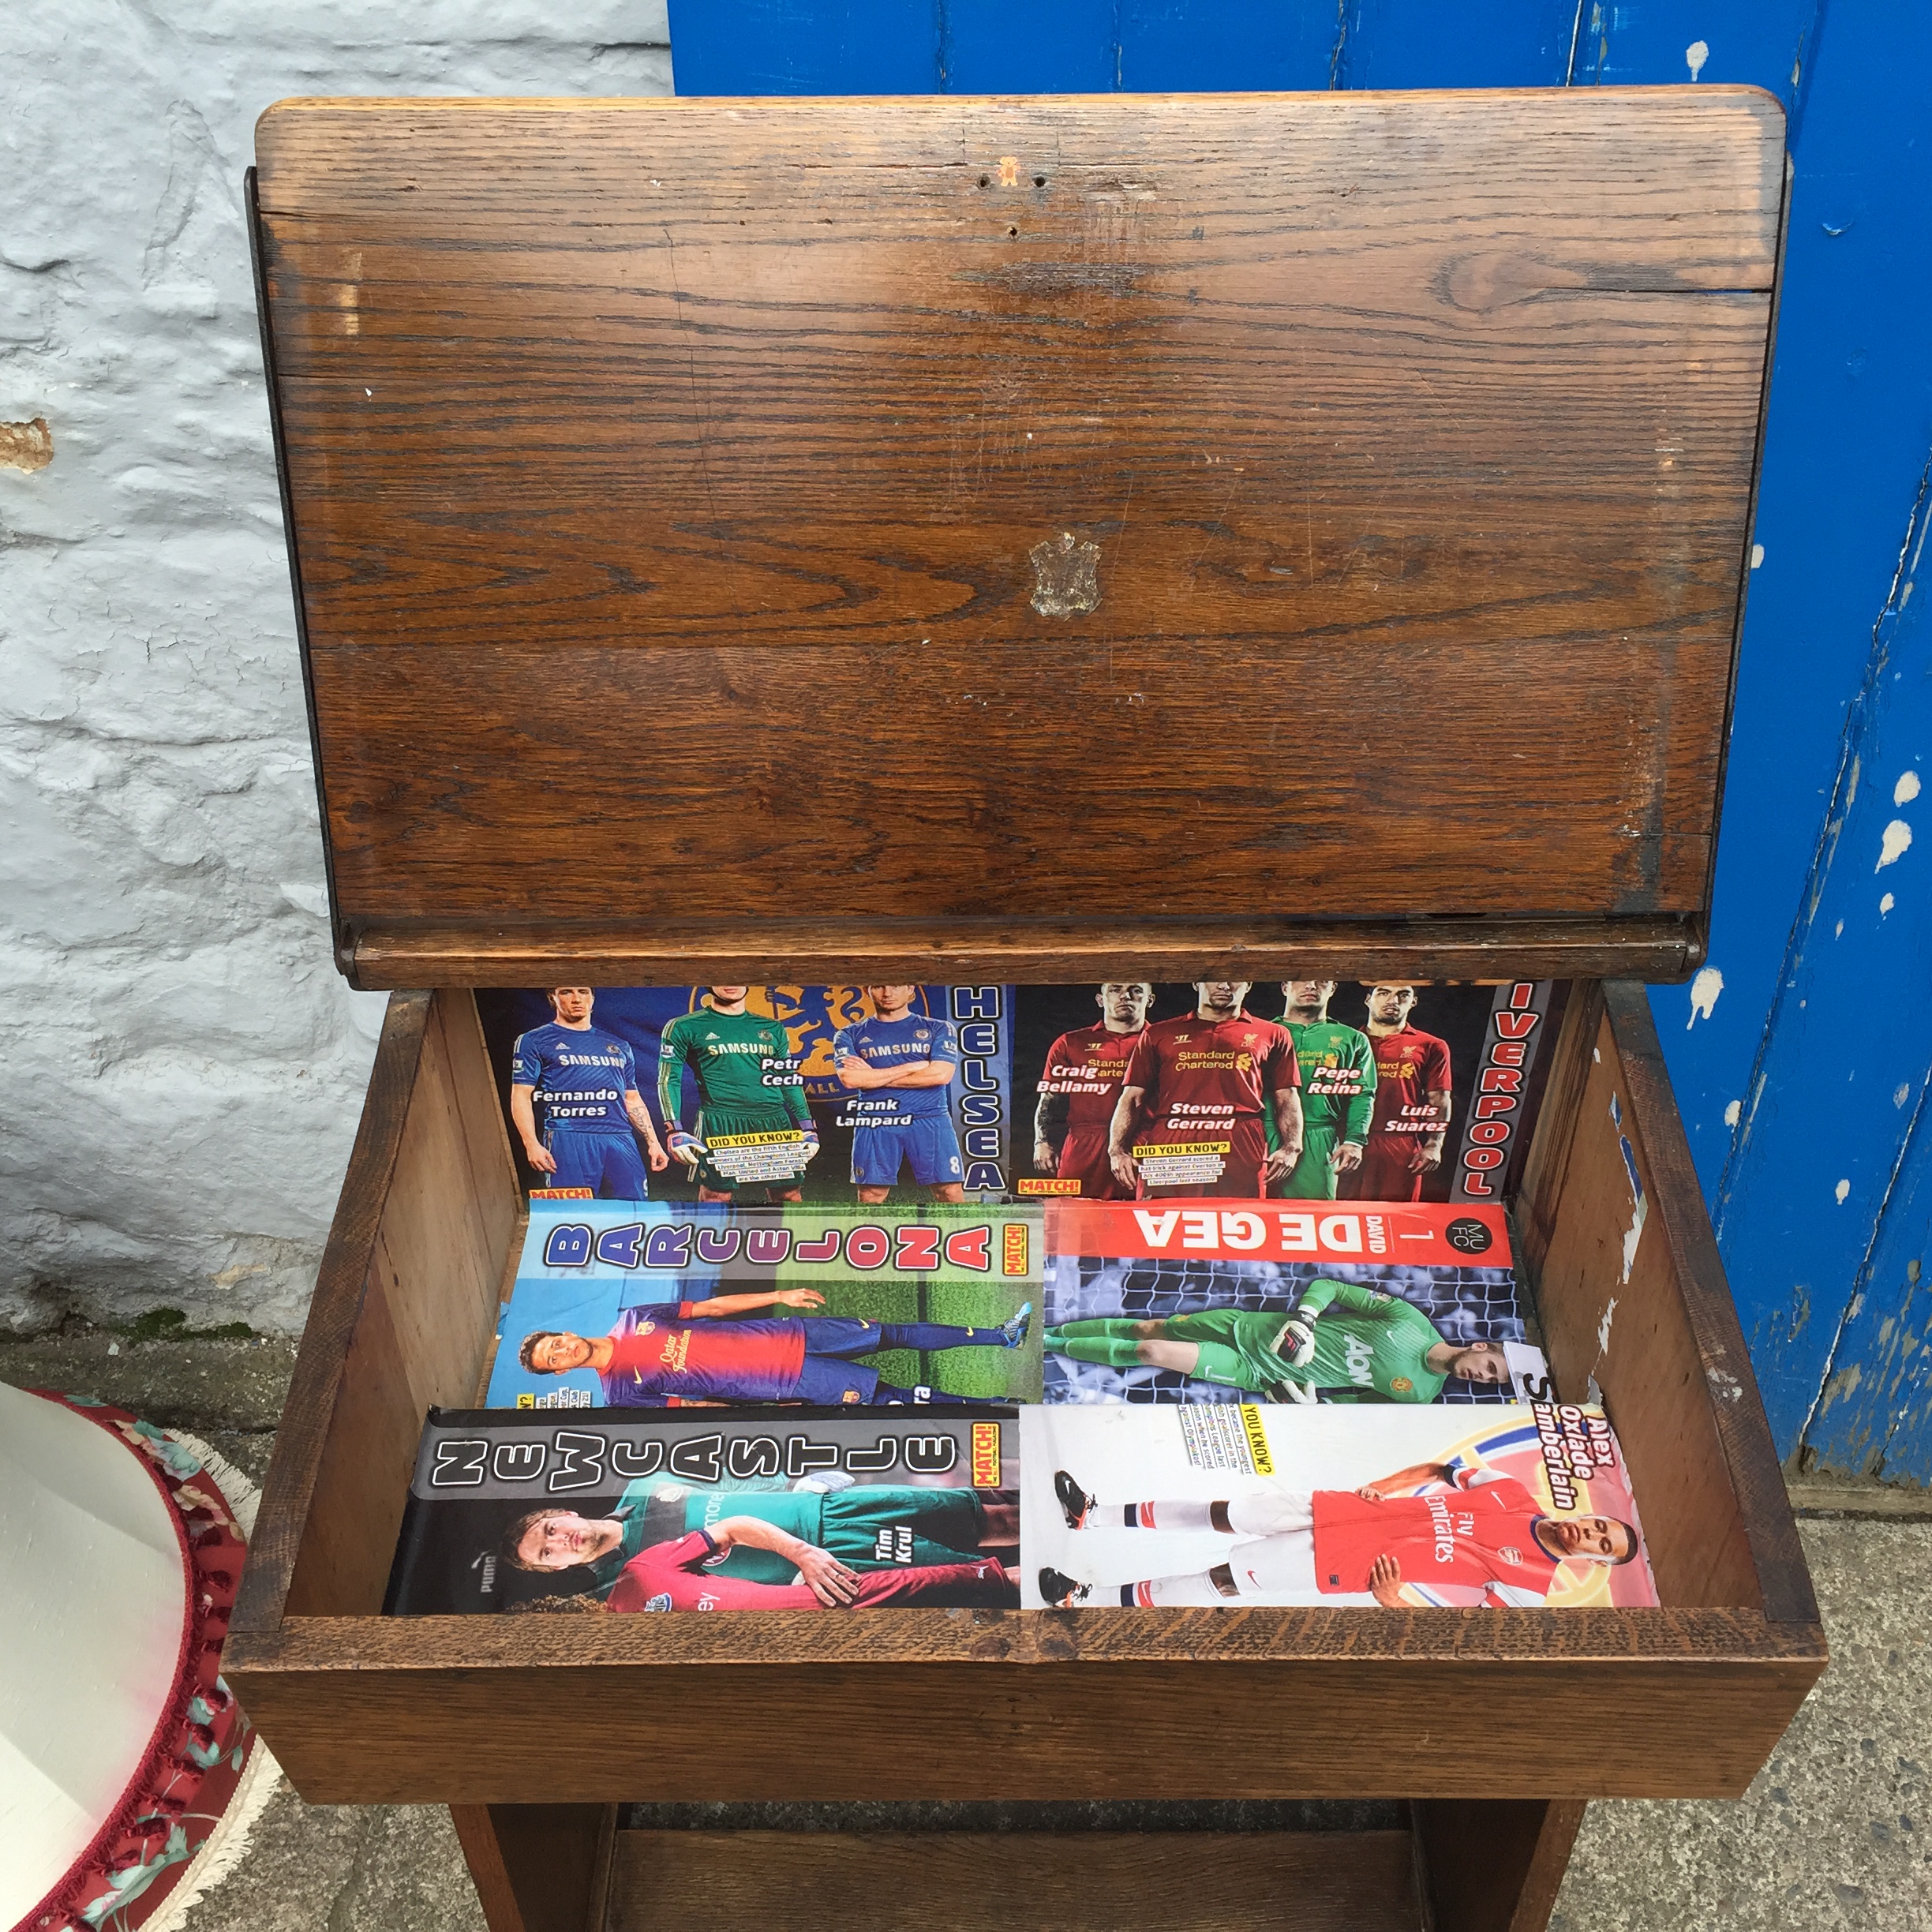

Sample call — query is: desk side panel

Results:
[1526,982,1818,1626]
[234,990,430,1633]
[451,1803,613,1932]
[235,990,519,1637]
[285,988,518,1616]
[1531,1003,1755,1606]
[1413,1799,1586,1932]
[1600,981,1818,1625]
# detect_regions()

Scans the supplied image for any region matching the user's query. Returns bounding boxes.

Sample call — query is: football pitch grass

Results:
[811,1277,1039,1402]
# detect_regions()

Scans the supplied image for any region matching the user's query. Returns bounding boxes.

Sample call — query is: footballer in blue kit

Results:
[509,987,670,1197]
[833,984,968,1203]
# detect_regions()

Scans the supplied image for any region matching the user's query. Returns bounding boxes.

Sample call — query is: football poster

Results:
[1020,1400,1657,1610]
[1012,979,1563,1207]
[384,1401,1655,1618]
[485,1203,1043,1409]
[387,1407,1021,1615]
[477,984,1017,1204]
[1040,1200,1549,1408]
[474,980,1560,1213]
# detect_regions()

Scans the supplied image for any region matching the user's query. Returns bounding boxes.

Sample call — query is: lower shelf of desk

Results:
[452,1799,1582,1932]
[618,1829,1416,1930]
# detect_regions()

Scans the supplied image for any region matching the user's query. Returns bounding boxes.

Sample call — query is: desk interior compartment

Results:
[224,979,1825,1809]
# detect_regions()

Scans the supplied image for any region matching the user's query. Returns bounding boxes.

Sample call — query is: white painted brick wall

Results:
[0,3,672,1333]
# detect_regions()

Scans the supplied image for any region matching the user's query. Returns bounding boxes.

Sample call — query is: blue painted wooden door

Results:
[670,1,1932,1481]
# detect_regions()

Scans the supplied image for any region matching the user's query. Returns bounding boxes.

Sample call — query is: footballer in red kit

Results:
[1341,983,1453,1202]
[1033,982,1154,1199]
[1040,1459,1638,1608]
[1107,980,1303,1198]
[518,1289,1031,1408]
[1306,1475,1562,1597]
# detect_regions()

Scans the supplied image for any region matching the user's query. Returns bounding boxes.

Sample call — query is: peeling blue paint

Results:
[1803,1094,1932,1483]
[1564,0,1818,120]
[1676,0,1932,1466]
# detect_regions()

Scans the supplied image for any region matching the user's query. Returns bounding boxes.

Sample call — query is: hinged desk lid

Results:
[253,90,1783,987]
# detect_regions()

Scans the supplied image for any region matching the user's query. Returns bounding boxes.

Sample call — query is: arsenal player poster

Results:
[1022,1399,1657,1610]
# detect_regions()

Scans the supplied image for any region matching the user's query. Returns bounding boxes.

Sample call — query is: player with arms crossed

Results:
[504,1481,1018,1601]
[509,987,669,1197]
[1040,1456,1638,1608]
[1033,982,1155,1199]
[834,985,967,1204]
[1107,980,1302,1198]
[1045,1277,1510,1403]
[1271,980,1377,1200]
[1341,983,1452,1202]
[518,1284,1030,1408]
[657,987,818,1204]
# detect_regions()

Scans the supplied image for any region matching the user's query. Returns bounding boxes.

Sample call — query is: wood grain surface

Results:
[284,992,518,1616]
[451,1804,613,1932]
[341,914,1701,990]
[1530,992,1823,1627]
[232,989,430,1634]
[447,1807,520,1932]
[606,1827,1421,1932]
[1414,1799,1585,1932]
[234,990,519,1629]
[224,1617,1824,1806]
[253,92,1782,974]
[1600,982,1821,1626]
[234,1594,1832,1674]
[1533,1008,1758,1607]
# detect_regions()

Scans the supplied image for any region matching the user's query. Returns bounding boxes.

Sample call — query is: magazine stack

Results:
[382,979,1657,1619]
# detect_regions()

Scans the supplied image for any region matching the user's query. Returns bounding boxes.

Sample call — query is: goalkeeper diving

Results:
[1044,1278,1511,1403]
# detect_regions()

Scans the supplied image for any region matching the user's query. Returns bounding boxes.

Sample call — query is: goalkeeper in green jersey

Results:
[1045,1277,1511,1402]
[657,988,819,1203]
[1266,980,1377,1200]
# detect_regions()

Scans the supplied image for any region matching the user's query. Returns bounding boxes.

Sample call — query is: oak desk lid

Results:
[252,90,1783,989]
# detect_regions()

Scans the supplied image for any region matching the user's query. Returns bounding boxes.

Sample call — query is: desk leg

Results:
[1413,1799,1586,1932]
[451,1803,617,1932]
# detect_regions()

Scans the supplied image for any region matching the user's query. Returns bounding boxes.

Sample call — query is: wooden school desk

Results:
[225,89,1825,1932]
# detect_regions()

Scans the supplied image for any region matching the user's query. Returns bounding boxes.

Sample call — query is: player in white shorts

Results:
[1039,1458,1637,1608]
